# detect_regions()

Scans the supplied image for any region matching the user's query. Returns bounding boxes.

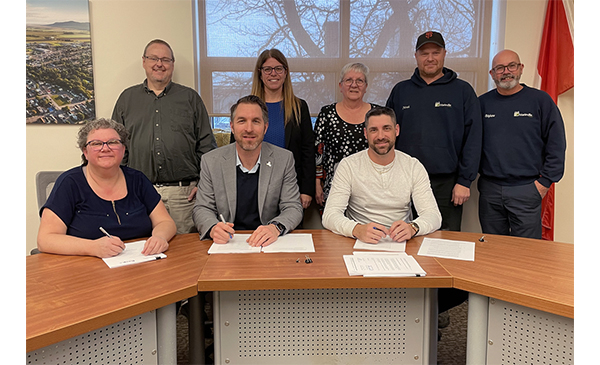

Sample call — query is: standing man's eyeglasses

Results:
[491,62,522,74]
[144,56,174,65]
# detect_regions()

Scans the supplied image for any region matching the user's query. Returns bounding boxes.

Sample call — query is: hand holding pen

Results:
[210,214,235,244]
[351,222,389,244]
[97,227,125,258]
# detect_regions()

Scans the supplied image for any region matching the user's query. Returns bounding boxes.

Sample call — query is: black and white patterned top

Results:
[314,102,380,201]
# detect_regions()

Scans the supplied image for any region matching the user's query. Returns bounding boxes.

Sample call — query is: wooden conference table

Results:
[197,229,451,291]
[26,234,208,357]
[427,230,574,319]
[26,229,573,364]
[196,229,573,316]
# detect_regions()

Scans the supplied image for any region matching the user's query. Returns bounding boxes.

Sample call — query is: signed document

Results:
[102,240,167,268]
[208,233,315,254]
[353,236,406,252]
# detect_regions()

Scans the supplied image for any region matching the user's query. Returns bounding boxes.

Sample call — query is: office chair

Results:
[32,171,63,255]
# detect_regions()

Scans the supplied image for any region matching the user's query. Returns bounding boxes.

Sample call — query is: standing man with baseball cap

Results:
[386,31,482,316]
[386,31,482,233]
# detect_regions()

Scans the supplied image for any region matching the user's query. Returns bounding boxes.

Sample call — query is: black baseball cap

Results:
[416,31,445,50]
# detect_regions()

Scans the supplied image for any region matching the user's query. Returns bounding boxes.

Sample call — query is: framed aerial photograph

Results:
[26,0,95,124]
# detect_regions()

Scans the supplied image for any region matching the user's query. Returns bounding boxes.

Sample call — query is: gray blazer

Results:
[193,142,303,240]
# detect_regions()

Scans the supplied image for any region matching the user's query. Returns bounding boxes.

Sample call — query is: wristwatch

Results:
[409,222,420,238]
[269,221,286,236]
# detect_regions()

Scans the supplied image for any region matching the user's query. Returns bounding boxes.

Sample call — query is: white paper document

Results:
[102,240,167,268]
[353,236,406,252]
[343,252,426,277]
[417,237,475,261]
[208,233,315,254]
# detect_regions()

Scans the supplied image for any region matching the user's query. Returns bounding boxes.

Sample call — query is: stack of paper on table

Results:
[353,236,406,252]
[102,240,166,268]
[343,251,426,277]
[417,237,475,261]
[207,233,315,254]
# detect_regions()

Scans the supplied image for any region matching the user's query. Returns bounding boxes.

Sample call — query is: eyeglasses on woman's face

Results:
[260,66,286,75]
[342,78,366,87]
[85,139,123,152]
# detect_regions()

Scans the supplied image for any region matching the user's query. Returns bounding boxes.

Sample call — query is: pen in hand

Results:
[99,226,112,238]
[373,226,387,235]
[219,214,233,239]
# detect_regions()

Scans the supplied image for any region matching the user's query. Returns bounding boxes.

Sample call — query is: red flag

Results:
[537,0,574,240]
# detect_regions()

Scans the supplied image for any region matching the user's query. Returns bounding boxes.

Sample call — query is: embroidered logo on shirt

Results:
[435,102,452,108]
[484,114,496,118]
[402,105,410,110]
[513,111,533,117]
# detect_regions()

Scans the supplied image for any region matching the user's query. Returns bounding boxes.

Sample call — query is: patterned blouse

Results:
[315,102,380,201]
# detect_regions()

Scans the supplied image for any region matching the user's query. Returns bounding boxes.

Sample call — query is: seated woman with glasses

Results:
[37,118,176,258]
[233,49,315,210]
[314,62,381,210]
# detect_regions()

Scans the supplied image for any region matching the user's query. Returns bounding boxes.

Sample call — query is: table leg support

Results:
[189,293,206,364]
[466,292,489,365]
[156,303,177,365]
[423,288,438,365]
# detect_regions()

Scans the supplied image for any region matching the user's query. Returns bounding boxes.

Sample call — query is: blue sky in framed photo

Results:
[26,0,90,25]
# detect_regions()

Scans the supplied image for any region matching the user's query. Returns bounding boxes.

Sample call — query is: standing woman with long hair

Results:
[247,48,315,210]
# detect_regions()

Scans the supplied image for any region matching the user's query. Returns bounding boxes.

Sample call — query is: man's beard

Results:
[369,138,394,156]
[495,73,520,90]
[235,133,263,152]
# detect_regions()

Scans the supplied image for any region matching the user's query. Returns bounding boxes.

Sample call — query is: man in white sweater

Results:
[323,106,441,243]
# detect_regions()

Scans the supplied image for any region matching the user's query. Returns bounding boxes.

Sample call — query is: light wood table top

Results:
[26,233,207,352]
[197,229,453,291]
[417,231,574,318]
[27,229,574,352]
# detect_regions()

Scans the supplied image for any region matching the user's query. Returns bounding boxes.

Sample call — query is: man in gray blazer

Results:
[193,95,303,247]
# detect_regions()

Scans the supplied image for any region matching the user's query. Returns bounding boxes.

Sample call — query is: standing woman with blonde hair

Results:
[245,48,315,210]
[314,62,381,209]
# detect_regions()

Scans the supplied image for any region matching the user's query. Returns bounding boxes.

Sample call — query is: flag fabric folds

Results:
[536,0,574,240]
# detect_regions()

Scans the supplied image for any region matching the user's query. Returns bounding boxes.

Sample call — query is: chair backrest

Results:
[35,171,63,210]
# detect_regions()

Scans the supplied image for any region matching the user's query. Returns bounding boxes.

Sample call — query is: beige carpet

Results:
[176,300,468,364]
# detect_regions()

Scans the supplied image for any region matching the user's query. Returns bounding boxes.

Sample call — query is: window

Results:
[195,0,493,130]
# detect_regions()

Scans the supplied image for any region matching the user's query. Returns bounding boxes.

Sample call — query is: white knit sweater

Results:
[322,149,442,238]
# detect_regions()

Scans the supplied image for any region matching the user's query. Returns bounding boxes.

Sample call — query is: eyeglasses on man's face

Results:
[144,55,174,65]
[85,139,123,152]
[342,78,366,87]
[260,66,286,75]
[492,62,521,74]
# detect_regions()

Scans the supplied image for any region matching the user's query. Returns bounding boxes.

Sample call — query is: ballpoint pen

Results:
[219,214,233,239]
[373,226,386,234]
[99,226,112,238]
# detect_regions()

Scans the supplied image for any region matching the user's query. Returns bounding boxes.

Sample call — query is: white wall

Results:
[25,0,575,254]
